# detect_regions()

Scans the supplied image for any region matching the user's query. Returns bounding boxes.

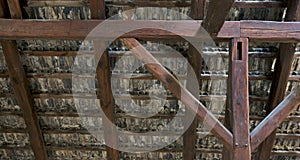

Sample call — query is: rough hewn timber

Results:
[228,38,251,159]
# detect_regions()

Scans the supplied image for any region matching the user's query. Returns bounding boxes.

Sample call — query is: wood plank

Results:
[1,1,48,159]
[228,38,251,159]
[90,0,119,159]
[202,0,234,36]
[250,86,300,150]
[256,1,300,159]
[183,1,205,159]
[120,38,233,150]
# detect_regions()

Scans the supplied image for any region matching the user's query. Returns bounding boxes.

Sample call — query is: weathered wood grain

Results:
[228,38,251,159]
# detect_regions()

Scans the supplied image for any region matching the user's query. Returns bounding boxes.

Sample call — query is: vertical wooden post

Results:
[183,1,205,159]
[228,38,251,160]
[90,0,119,159]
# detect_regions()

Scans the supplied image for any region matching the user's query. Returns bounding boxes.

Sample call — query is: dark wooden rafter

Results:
[251,86,300,150]
[0,0,48,159]
[120,38,234,150]
[257,0,300,159]
[89,0,119,159]
[228,38,251,159]
[202,0,235,36]
[183,1,205,159]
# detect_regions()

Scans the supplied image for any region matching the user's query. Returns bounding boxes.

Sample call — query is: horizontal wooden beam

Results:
[0,19,239,40]
[120,38,234,150]
[240,21,300,42]
[250,86,300,150]
[27,0,286,8]
[0,19,300,41]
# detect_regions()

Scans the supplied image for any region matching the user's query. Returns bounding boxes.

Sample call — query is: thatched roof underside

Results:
[0,0,300,160]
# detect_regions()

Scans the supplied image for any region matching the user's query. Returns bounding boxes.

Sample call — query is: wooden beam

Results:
[228,38,251,159]
[240,20,300,42]
[26,0,286,8]
[189,0,205,19]
[0,19,239,40]
[202,0,234,36]
[1,0,48,159]
[6,0,22,19]
[1,41,48,160]
[183,1,205,159]
[120,38,233,150]
[250,86,300,150]
[90,0,119,159]
[233,1,286,9]
[256,1,300,159]
[1,19,300,41]
[90,0,105,20]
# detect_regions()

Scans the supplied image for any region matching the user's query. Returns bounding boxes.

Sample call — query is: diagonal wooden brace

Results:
[120,38,233,149]
[251,86,300,150]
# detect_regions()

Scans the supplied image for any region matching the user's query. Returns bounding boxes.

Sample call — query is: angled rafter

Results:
[120,38,233,150]
[202,0,235,36]
[0,0,48,159]
[257,0,300,159]
[1,40,48,160]
[251,86,300,150]
[90,0,119,159]
[183,1,205,159]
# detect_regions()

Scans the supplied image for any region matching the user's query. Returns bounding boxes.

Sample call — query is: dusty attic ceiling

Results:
[0,0,300,160]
